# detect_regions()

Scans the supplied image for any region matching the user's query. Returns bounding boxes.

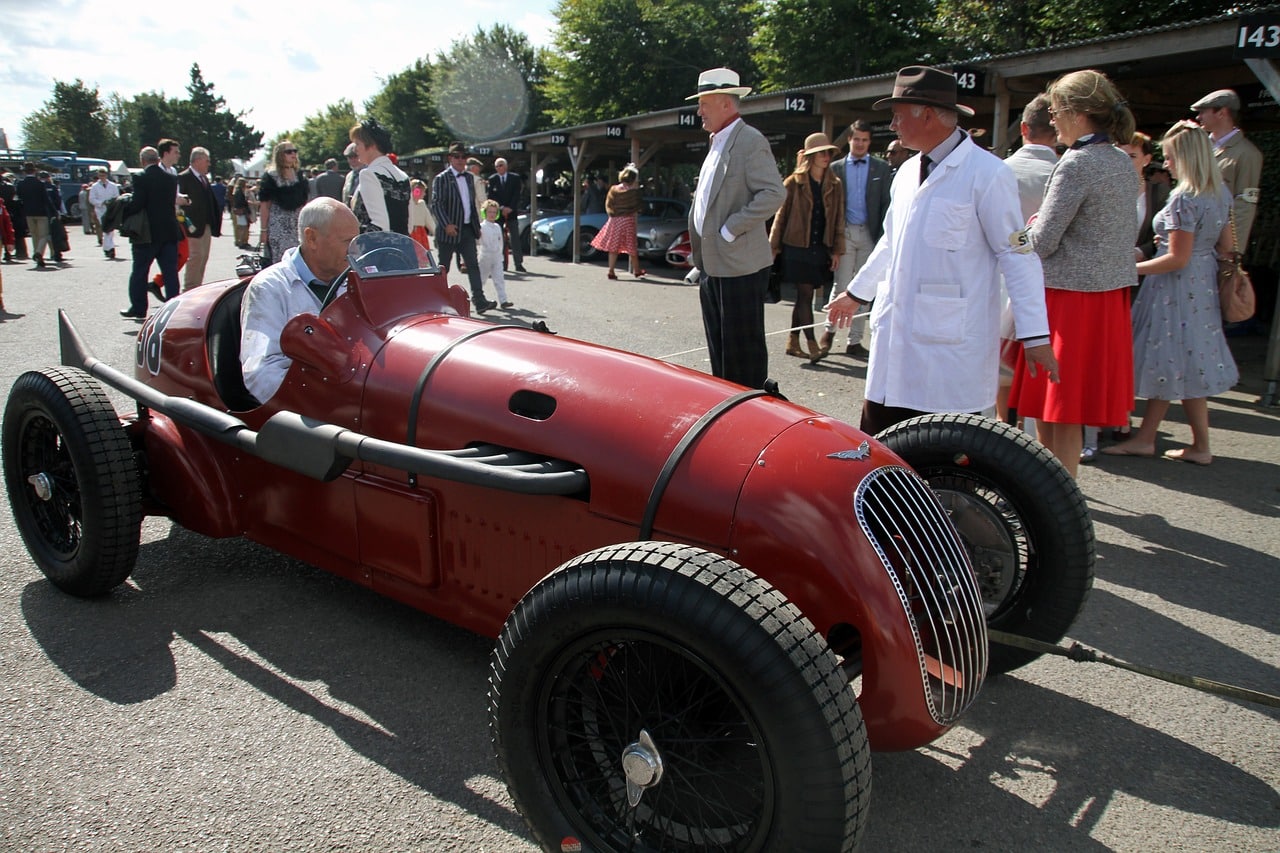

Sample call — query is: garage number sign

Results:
[678,110,699,128]
[1236,13,1280,56]
[953,67,985,94]
[783,94,813,114]
[550,133,568,146]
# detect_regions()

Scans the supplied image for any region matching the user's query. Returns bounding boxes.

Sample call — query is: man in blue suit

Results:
[821,120,892,357]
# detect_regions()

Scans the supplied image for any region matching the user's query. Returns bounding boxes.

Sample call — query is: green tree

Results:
[927,0,1230,59]
[280,99,360,167]
[751,0,938,89]
[175,64,262,174]
[364,58,444,154]
[546,0,757,126]
[19,79,113,154]
[431,25,553,141]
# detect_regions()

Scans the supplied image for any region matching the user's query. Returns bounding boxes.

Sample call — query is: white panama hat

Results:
[686,67,752,100]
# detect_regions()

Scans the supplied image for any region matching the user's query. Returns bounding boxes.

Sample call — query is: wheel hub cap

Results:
[27,472,53,502]
[621,729,664,807]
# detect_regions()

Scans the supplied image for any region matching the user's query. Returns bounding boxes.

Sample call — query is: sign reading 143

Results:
[1236,14,1280,56]
[953,68,984,92]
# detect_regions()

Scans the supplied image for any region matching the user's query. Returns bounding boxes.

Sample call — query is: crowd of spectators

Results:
[0,68,1265,471]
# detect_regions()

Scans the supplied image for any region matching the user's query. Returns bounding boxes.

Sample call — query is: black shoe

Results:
[476,299,497,314]
[515,265,527,273]
[119,308,146,319]
[105,249,116,259]
[845,342,869,358]
[500,301,514,309]
[34,257,45,269]
[147,282,167,303]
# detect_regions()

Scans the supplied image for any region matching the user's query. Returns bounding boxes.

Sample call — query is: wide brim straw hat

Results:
[686,67,752,100]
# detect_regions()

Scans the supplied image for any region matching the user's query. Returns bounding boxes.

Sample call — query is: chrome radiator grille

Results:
[855,466,988,724]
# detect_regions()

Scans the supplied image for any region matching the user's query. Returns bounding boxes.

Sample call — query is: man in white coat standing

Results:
[828,65,1058,435]
[688,67,785,389]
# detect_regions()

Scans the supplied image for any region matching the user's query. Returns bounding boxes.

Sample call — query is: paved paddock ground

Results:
[1,223,1277,851]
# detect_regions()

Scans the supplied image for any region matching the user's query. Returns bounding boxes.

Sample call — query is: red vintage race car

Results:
[3,232,1092,852]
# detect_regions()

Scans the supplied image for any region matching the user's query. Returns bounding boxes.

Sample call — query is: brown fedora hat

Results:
[873,65,975,117]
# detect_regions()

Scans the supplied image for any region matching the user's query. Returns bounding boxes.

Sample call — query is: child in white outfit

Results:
[478,200,511,308]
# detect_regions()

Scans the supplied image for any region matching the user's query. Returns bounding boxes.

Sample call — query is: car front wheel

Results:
[490,541,870,852]
[876,413,1095,673]
[2,368,142,597]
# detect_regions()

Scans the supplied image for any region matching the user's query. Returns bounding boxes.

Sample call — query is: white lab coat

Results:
[848,133,1048,414]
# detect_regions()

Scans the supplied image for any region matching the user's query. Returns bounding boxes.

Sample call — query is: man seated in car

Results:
[240,197,360,403]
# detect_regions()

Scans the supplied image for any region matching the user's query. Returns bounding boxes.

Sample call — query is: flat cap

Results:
[1191,89,1240,112]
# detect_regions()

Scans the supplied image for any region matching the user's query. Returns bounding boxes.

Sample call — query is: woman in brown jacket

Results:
[590,165,645,279]
[769,132,844,362]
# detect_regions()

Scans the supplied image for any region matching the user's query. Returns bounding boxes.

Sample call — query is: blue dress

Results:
[1130,187,1238,400]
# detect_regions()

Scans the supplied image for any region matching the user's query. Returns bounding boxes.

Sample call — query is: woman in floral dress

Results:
[1104,121,1237,466]
[257,140,309,263]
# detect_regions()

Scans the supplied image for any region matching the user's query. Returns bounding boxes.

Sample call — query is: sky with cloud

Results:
[0,0,557,152]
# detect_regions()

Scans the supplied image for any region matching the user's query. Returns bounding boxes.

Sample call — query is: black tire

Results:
[577,226,599,260]
[2,368,142,597]
[876,413,1095,674]
[490,542,869,853]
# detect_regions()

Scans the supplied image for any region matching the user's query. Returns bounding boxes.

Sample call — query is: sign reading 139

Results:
[1236,14,1280,57]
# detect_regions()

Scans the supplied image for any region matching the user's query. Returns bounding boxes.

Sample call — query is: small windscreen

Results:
[346,231,438,279]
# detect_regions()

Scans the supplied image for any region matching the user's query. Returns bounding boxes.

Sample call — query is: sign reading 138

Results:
[1236,14,1280,56]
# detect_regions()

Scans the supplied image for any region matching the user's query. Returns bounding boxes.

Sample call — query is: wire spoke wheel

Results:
[491,542,869,853]
[539,631,771,850]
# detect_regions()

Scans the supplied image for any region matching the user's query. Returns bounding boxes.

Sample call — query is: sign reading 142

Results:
[783,94,813,114]
[1236,14,1280,56]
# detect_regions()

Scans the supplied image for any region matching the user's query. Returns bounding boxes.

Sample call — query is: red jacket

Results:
[0,200,14,246]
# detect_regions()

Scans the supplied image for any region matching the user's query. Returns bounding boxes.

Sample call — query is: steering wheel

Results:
[354,246,415,273]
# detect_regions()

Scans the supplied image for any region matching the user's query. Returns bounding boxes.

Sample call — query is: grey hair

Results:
[906,104,959,128]
[139,147,159,165]
[190,146,210,162]
[296,197,344,242]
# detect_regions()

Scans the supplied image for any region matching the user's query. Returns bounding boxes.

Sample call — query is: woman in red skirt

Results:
[409,179,434,251]
[1008,69,1140,478]
[591,165,645,279]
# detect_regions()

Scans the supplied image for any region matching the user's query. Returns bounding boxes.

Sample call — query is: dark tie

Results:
[308,279,329,305]
[920,154,933,183]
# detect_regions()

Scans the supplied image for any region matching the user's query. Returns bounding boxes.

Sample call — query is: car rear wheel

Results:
[2,368,142,597]
[876,413,1094,674]
[490,541,869,853]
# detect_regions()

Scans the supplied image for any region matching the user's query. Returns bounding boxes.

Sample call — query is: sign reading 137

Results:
[1235,14,1280,57]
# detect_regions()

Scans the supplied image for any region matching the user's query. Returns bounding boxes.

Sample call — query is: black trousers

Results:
[860,399,982,436]
[437,228,485,308]
[699,266,770,389]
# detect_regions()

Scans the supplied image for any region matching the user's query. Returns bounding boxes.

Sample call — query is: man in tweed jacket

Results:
[687,68,785,389]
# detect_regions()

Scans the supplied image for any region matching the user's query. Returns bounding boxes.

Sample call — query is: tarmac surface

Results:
[1,221,1277,852]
